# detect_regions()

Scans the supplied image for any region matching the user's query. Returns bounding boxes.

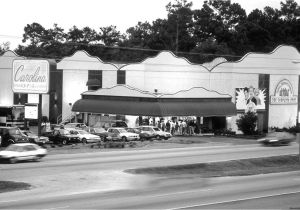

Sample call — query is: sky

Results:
[0,0,296,50]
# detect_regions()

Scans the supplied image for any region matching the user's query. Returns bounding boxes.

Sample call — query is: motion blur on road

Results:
[0,141,300,209]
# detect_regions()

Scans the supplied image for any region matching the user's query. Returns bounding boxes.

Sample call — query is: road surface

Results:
[0,143,299,209]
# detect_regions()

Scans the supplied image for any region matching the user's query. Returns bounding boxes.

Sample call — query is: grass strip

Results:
[0,181,31,193]
[125,155,300,178]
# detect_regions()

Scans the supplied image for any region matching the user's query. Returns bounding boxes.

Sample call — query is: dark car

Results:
[85,127,109,141]
[45,129,80,145]
[111,121,128,128]
[0,126,29,147]
[257,132,295,146]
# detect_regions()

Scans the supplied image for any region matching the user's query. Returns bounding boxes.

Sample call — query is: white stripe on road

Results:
[167,190,300,210]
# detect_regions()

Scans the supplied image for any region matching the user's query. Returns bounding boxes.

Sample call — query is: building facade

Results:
[1,45,299,132]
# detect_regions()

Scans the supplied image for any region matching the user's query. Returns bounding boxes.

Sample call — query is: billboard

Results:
[236,86,266,112]
[270,79,297,104]
[12,60,50,94]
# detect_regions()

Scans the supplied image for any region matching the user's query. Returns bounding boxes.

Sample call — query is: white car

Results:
[139,126,172,140]
[69,129,101,144]
[106,127,140,141]
[0,143,47,164]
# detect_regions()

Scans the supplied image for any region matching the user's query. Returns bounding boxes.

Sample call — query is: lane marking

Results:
[166,190,300,210]
[42,206,70,210]
[149,189,212,198]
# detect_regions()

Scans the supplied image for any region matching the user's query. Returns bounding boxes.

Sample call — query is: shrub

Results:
[236,111,258,135]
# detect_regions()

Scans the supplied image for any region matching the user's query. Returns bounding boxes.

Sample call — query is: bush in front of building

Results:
[271,126,300,134]
[236,111,258,135]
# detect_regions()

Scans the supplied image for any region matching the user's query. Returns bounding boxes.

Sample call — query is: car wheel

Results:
[164,137,169,140]
[155,135,160,140]
[62,139,67,145]
[8,139,15,145]
[9,157,18,164]
[122,136,127,142]
[82,138,87,144]
[33,155,41,162]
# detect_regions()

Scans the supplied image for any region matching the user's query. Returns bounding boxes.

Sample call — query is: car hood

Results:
[80,134,100,138]
[65,134,79,138]
[0,151,17,157]
[122,132,138,137]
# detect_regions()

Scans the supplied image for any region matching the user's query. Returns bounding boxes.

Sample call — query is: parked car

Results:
[45,129,81,145]
[111,121,128,128]
[20,130,49,146]
[85,127,109,141]
[125,127,153,140]
[69,129,101,144]
[64,123,87,130]
[257,132,295,146]
[0,143,47,163]
[106,127,139,141]
[139,126,172,140]
[0,126,29,147]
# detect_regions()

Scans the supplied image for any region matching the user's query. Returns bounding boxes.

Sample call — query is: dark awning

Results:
[72,98,236,117]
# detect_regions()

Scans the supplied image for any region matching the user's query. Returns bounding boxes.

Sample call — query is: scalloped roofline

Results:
[1,50,25,58]
[161,86,232,98]
[57,50,119,69]
[210,44,300,72]
[119,50,211,71]
[81,84,158,97]
[81,84,232,98]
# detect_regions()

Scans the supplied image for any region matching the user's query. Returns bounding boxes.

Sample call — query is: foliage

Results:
[236,111,258,135]
[11,0,300,63]
[0,42,10,54]
[271,125,300,134]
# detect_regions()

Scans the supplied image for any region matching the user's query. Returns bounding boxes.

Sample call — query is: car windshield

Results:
[93,128,106,133]
[5,145,23,152]
[22,131,34,137]
[60,130,71,135]
[118,129,127,133]
[78,130,89,134]
[8,128,21,135]
[266,132,295,139]
[153,127,160,131]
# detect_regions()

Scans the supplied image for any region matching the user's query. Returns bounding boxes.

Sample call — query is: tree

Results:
[0,42,10,54]
[236,111,258,135]
[22,23,47,46]
[99,25,123,46]
[166,0,195,52]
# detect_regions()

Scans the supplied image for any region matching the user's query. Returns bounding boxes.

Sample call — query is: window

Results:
[87,70,102,90]
[117,70,126,85]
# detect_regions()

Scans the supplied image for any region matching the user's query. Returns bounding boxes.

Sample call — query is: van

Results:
[0,127,29,147]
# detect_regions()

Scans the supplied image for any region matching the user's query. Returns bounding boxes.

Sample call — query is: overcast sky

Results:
[0,0,295,49]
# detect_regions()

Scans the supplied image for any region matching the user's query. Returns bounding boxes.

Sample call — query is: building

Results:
[58,45,300,132]
[0,51,61,125]
[1,45,300,132]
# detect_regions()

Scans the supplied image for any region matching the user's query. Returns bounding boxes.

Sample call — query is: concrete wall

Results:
[57,51,118,120]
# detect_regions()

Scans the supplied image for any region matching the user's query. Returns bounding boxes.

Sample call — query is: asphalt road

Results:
[0,143,299,209]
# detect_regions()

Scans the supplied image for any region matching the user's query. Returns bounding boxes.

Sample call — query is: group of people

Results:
[156,119,198,136]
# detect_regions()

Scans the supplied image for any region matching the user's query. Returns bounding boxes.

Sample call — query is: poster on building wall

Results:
[235,86,266,112]
[25,104,38,119]
[270,79,297,104]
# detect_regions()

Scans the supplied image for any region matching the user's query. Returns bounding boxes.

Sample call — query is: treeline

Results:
[11,0,300,63]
